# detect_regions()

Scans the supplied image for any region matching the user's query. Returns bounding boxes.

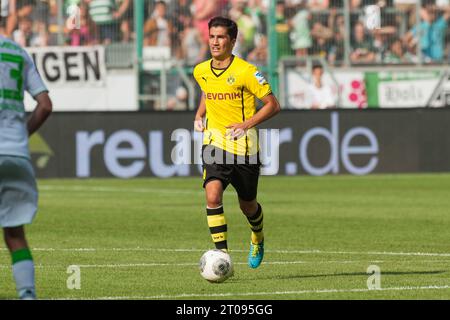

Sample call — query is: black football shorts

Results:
[202,145,261,201]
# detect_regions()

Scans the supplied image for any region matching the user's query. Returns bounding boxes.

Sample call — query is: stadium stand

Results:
[1,0,449,110]
[0,0,449,66]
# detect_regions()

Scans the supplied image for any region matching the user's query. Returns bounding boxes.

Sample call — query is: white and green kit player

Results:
[0,31,52,299]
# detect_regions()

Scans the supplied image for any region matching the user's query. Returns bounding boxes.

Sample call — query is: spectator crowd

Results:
[0,0,449,66]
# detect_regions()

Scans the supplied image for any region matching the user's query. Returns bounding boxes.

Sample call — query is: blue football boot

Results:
[248,241,264,269]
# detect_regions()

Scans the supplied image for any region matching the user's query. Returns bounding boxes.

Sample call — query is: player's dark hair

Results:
[208,16,238,41]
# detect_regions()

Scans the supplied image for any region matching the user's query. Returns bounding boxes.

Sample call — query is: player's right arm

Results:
[193,63,207,132]
[27,92,52,136]
[194,93,206,132]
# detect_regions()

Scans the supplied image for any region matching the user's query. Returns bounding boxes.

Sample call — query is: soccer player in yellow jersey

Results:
[193,17,280,269]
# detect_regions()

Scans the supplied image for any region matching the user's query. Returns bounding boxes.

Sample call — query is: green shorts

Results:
[0,156,38,228]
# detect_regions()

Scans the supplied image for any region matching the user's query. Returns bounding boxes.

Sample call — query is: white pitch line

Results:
[62,285,450,300]
[0,261,379,269]
[1,259,448,269]
[1,247,449,257]
[269,249,450,257]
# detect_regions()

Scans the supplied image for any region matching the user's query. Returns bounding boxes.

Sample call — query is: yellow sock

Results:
[206,206,227,251]
[251,230,264,245]
[247,203,264,244]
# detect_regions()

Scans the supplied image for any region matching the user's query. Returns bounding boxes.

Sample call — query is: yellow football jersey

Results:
[193,56,272,156]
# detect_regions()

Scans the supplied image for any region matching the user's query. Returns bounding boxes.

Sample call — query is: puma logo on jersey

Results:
[206,92,241,100]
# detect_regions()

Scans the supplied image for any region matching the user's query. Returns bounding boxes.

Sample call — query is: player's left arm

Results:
[226,93,280,138]
[27,92,53,136]
[226,66,281,138]
[23,50,53,136]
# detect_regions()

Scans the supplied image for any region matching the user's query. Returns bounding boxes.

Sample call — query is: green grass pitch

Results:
[1,174,449,299]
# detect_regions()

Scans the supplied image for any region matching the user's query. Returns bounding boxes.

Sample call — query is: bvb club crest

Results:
[227,74,235,85]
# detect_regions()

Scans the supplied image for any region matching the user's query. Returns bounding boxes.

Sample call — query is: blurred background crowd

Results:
[1,0,449,67]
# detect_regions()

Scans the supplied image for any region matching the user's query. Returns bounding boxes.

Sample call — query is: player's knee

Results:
[205,182,223,208]
[3,226,25,240]
[206,196,222,208]
[3,226,27,251]
[206,191,222,208]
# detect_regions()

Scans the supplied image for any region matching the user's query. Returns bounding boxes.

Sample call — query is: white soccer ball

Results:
[199,249,234,283]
